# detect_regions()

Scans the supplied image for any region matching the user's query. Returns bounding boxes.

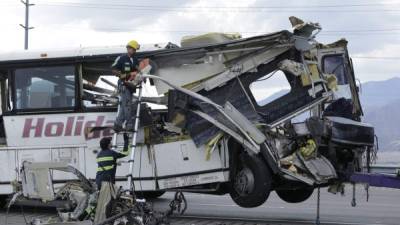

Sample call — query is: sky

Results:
[0,0,399,86]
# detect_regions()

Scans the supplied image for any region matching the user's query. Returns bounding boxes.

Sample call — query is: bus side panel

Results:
[0,150,17,194]
[50,147,83,181]
[153,139,228,189]
[2,113,116,148]
[17,149,52,165]
[84,146,99,180]
[130,145,156,191]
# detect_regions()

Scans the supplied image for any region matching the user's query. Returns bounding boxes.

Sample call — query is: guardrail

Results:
[367,165,400,175]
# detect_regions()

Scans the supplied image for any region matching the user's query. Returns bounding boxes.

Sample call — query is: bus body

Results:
[0,44,231,196]
[0,18,375,208]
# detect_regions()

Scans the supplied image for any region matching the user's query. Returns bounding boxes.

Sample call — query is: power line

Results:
[30,2,400,13]
[56,24,398,33]
[34,1,400,9]
[35,8,400,13]
[323,28,400,33]
[3,1,400,13]
[320,33,400,36]
[46,25,400,36]
[352,56,400,60]
[29,0,400,2]
[3,0,399,8]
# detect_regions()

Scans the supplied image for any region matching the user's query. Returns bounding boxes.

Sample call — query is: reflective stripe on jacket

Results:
[95,143,131,187]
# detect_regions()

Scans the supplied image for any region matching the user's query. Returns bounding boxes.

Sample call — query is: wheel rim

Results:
[234,167,255,196]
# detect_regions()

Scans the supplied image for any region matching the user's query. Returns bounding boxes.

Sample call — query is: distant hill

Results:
[363,98,400,152]
[360,77,400,152]
[359,77,400,111]
[257,89,289,106]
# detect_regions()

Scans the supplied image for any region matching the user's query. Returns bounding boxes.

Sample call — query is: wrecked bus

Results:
[0,17,374,208]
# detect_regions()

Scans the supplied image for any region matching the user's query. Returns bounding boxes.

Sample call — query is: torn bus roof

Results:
[149,31,293,95]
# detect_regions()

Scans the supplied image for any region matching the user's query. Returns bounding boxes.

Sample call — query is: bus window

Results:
[82,75,117,108]
[249,70,291,106]
[14,66,75,110]
[82,62,117,108]
[323,55,348,85]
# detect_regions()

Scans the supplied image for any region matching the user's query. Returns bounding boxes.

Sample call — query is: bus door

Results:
[0,69,8,145]
[0,69,15,194]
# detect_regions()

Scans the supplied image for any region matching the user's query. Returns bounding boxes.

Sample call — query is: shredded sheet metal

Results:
[187,79,260,147]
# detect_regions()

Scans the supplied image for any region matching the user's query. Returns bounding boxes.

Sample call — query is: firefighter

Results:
[95,134,130,190]
[111,39,141,132]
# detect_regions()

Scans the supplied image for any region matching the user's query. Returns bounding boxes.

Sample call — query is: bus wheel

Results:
[229,154,272,208]
[135,191,166,199]
[276,187,314,203]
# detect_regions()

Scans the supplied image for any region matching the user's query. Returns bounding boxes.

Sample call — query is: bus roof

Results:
[0,30,293,66]
[0,43,169,63]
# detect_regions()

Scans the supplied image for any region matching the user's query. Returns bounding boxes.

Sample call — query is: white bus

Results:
[0,25,375,208]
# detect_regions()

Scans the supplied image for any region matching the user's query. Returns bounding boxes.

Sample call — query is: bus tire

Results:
[229,153,272,208]
[276,187,314,203]
[135,191,166,199]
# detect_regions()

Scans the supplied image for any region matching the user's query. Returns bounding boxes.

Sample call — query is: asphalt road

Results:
[1,186,399,225]
[154,185,400,225]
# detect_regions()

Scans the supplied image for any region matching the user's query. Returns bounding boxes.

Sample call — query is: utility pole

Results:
[19,0,35,50]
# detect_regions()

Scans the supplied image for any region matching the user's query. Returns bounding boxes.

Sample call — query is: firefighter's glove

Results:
[125,73,144,86]
[133,73,144,85]
[124,72,136,81]
[118,73,128,80]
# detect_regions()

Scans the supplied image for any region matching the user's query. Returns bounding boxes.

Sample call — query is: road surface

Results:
[1,186,399,225]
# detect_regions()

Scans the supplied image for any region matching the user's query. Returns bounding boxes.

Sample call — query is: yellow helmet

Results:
[126,40,140,50]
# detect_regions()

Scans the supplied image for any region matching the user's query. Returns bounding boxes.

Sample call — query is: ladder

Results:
[112,81,144,191]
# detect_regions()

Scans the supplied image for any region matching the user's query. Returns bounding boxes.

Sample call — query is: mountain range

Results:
[360,77,400,152]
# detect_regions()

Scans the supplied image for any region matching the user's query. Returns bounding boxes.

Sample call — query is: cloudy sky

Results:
[0,0,399,84]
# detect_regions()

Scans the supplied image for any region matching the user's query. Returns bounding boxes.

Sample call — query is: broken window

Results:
[14,66,75,110]
[82,75,118,108]
[323,55,348,85]
[249,70,291,106]
[81,62,118,108]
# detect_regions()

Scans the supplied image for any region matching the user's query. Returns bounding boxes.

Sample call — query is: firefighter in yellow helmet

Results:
[111,40,141,132]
